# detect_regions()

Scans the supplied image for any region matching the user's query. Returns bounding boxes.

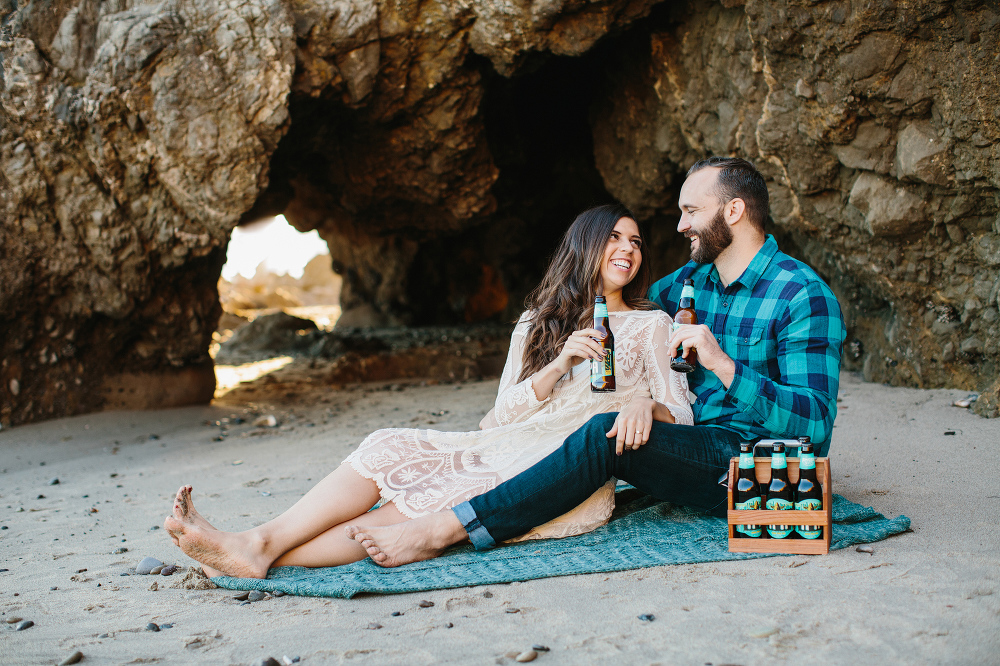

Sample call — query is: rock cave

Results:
[2,0,999,427]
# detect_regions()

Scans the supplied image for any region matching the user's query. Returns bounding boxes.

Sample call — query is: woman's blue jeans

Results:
[452,413,743,549]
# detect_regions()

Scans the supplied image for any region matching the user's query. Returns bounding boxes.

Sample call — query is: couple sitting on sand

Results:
[165,157,846,577]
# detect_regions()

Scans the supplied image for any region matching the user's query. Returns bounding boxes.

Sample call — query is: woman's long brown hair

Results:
[518,203,656,382]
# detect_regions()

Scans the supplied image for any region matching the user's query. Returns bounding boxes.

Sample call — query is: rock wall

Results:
[592,0,1000,415]
[2,0,998,425]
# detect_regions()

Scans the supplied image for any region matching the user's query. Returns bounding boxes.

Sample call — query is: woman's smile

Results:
[601,217,642,295]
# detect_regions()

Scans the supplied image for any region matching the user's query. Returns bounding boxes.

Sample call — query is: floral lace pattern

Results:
[346,310,693,536]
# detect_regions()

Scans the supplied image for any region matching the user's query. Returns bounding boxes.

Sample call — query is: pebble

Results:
[58,651,83,665]
[1,526,7,529]
[146,622,160,632]
[233,591,251,601]
[160,565,178,576]
[367,623,383,630]
[532,645,550,652]
[258,658,281,666]
[254,415,279,428]
[515,651,538,663]
[49,478,60,485]
[15,620,34,631]
[248,591,266,602]
[483,591,493,598]
[856,545,875,554]
[6,617,23,624]
[98,633,109,638]
[506,608,520,614]
[747,626,779,638]
[419,600,434,608]
[445,622,454,628]
[148,582,158,591]
[638,614,655,622]
[36,494,46,499]
[391,611,403,616]
[135,557,163,575]
[150,565,164,575]
[114,547,128,555]
[50,586,58,590]
[272,590,286,597]
[159,623,173,629]
[282,657,300,665]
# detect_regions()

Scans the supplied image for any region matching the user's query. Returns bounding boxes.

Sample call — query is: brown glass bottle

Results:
[734,442,763,538]
[590,296,616,392]
[765,443,795,539]
[794,437,823,539]
[670,278,698,373]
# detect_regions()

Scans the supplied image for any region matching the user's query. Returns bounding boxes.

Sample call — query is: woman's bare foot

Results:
[345,512,466,568]
[164,489,272,578]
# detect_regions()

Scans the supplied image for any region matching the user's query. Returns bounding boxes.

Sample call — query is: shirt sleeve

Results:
[724,281,846,446]
[486,312,552,428]
[646,313,694,426]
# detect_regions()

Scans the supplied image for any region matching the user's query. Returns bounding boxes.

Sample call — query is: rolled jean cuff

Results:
[451,501,496,550]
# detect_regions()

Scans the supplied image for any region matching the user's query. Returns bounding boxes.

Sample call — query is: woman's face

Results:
[599,217,642,295]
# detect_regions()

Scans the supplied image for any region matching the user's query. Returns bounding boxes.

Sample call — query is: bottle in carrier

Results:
[765,443,794,539]
[734,442,763,538]
[794,437,823,539]
[590,295,616,392]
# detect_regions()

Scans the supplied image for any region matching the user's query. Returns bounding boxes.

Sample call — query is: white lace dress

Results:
[345,310,694,541]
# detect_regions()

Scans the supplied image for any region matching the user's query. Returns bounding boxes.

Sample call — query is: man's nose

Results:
[677,214,691,233]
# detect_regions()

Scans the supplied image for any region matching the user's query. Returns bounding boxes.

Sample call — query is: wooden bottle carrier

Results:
[727,442,832,555]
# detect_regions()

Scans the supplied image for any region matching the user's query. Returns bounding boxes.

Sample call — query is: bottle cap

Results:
[683,278,694,286]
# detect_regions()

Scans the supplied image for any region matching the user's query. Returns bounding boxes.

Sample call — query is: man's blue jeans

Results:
[451,413,743,549]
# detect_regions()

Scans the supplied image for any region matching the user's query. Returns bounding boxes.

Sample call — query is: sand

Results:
[1,369,998,665]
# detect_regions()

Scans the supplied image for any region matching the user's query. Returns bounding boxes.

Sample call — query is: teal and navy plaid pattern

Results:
[649,235,846,451]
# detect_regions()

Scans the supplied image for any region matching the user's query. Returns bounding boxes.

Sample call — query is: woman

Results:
[165,204,693,578]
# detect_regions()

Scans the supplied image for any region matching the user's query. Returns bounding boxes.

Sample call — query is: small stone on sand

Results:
[146,622,159,632]
[49,478,60,485]
[515,650,538,662]
[857,545,875,554]
[367,623,383,630]
[135,557,163,575]
[233,591,251,601]
[638,614,655,622]
[58,651,83,665]
[15,620,34,631]
[419,600,434,608]
[747,626,779,638]
[248,591,266,602]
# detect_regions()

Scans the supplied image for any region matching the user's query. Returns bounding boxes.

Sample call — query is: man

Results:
[346,156,846,565]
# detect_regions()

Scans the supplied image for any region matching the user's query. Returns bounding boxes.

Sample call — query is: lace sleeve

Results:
[647,312,694,426]
[481,312,551,428]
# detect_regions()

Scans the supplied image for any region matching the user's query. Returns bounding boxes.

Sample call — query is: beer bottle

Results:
[765,443,794,539]
[591,296,616,392]
[734,442,763,538]
[794,437,823,539]
[670,279,698,373]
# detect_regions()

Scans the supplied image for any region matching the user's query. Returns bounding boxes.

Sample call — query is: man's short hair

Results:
[687,157,769,233]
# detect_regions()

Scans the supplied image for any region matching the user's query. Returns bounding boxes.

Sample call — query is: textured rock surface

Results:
[593,0,1000,411]
[2,0,998,426]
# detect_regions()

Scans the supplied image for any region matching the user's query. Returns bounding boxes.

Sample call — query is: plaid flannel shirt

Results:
[649,235,846,452]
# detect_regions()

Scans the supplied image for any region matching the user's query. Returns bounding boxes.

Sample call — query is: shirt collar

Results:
[706,235,779,291]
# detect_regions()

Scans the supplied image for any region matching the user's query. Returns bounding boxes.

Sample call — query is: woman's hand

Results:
[606,397,655,455]
[552,328,608,374]
[605,397,679,455]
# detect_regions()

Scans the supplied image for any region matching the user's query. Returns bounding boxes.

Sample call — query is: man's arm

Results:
[724,282,846,446]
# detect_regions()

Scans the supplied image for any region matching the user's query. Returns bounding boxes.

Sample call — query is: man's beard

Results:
[689,207,733,264]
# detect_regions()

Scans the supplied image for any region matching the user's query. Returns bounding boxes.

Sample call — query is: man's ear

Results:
[724,198,746,226]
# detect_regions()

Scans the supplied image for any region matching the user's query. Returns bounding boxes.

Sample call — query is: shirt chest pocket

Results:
[726,324,770,365]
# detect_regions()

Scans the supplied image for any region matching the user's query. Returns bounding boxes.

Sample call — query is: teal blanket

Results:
[213,492,910,598]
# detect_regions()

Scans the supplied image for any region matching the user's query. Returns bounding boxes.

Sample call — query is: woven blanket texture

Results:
[212,492,910,598]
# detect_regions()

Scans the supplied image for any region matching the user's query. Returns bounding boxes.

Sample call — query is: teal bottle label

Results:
[800,452,816,470]
[594,302,609,318]
[771,451,787,469]
[680,284,695,300]
[590,350,614,382]
[795,498,822,539]
[765,497,794,538]
[735,496,762,537]
[738,451,755,469]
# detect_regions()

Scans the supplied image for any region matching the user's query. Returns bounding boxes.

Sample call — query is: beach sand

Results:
[1,370,998,665]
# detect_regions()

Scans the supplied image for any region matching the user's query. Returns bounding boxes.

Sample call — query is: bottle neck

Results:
[800,451,816,470]
[771,451,787,469]
[594,301,609,319]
